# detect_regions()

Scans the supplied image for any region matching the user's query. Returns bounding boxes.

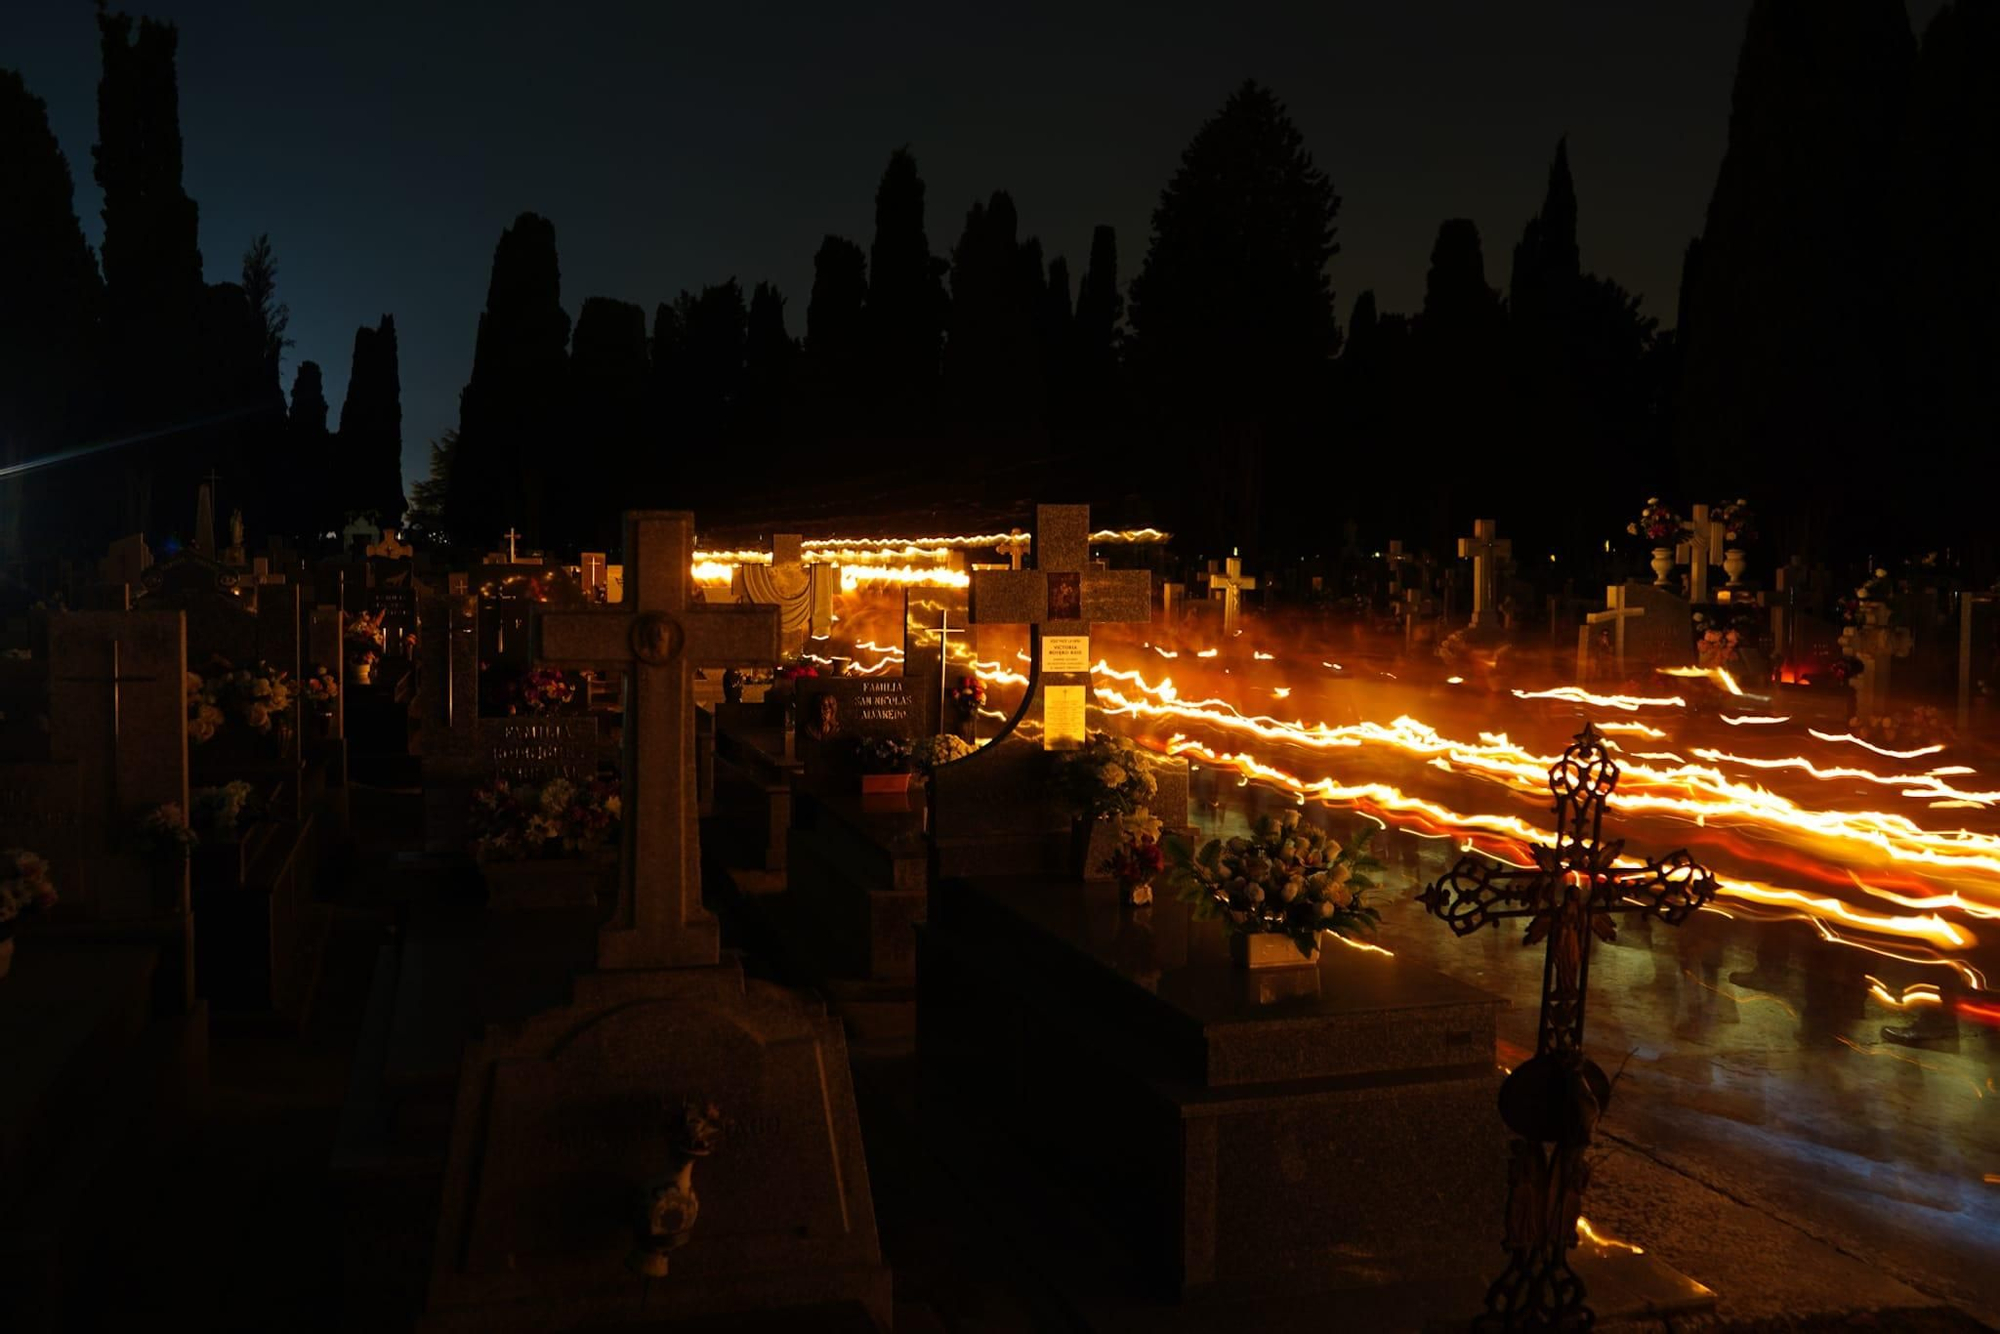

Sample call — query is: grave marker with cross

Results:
[1421,725,1716,1329]
[1198,552,1258,636]
[1676,504,1722,605]
[906,588,971,739]
[502,527,523,563]
[535,510,778,968]
[1457,518,1511,631]
[733,533,834,658]
[1578,584,1646,682]
[967,504,1151,750]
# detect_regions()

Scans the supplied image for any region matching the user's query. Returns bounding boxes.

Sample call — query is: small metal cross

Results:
[1421,724,1716,1330]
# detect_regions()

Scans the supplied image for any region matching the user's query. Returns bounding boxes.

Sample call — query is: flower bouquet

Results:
[948,675,986,716]
[508,667,577,715]
[192,659,295,749]
[301,664,339,735]
[133,804,198,859]
[1711,498,1757,547]
[1627,498,1688,547]
[1165,809,1383,965]
[1052,732,1160,882]
[857,735,916,794]
[911,733,974,774]
[345,610,387,657]
[1103,809,1165,907]
[191,781,259,844]
[186,671,224,744]
[0,847,56,976]
[469,773,622,863]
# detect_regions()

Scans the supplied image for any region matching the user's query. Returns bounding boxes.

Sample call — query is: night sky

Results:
[6,1,1935,490]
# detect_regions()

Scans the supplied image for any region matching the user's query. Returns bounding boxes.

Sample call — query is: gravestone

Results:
[1577,584,1648,682]
[365,526,414,561]
[99,533,152,590]
[427,510,887,1329]
[1613,581,1696,669]
[792,676,920,777]
[732,533,836,659]
[1457,518,1511,632]
[486,716,601,785]
[903,587,969,739]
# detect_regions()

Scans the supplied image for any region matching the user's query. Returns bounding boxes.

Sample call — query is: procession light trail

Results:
[1721,715,1791,726]
[1808,729,1947,761]
[1512,687,1688,711]
[1658,666,1747,696]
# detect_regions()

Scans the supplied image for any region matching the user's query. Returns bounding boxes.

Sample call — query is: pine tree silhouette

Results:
[337,315,406,528]
[805,236,868,437]
[865,148,948,434]
[568,296,650,545]
[740,281,797,457]
[284,360,331,539]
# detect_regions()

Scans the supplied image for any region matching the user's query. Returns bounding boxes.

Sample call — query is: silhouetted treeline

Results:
[7,2,1998,579]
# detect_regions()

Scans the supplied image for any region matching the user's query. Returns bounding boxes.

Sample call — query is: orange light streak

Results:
[1721,714,1791,726]
[1512,687,1687,711]
[1808,729,1947,761]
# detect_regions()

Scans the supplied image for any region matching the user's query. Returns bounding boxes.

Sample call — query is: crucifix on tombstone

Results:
[1421,726,1716,1330]
[968,504,1151,751]
[1457,519,1511,631]
[502,527,523,564]
[535,511,778,969]
[1199,553,1258,636]
[1578,585,1646,682]
[1676,505,1722,605]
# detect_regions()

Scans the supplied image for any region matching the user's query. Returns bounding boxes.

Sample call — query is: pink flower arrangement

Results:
[1626,498,1688,547]
[469,774,622,862]
[507,667,577,715]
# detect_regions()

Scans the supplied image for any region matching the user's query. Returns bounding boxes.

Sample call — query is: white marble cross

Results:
[1579,585,1646,680]
[535,511,777,969]
[502,527,523,563]
[1676,505,1723,605]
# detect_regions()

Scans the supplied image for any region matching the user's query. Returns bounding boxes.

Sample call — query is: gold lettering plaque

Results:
[1042,635,1090,674]
[1043,684,1087,750]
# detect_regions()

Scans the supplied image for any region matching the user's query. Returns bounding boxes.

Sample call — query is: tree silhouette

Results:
[0,69,102,559]
[1072,224,1123,425]
[404,430,455,544]
[1412,219,1506,549]
[568,296,650,544]
[1129,80,1340,555]
[1897,0,2000,573]
[945,190,1044,429]
[283,359,331,538]
[1675,0,1913,554]
[804,235,868,436]
[450,212,571,548]
[865,148,948,433]
[240,233,291,381]
[337,315,405,527]
[740,281,796,455]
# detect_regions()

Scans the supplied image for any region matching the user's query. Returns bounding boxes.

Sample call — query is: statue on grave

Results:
[627,1099,724,1278]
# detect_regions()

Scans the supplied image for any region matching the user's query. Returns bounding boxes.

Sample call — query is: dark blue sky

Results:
[6,1,1934,488]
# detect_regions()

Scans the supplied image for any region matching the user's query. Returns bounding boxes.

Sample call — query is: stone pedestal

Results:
[785,780,929,985]
[919,875,1505,1302]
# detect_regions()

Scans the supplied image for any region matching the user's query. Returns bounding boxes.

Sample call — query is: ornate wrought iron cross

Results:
[1420,724,1715,1330]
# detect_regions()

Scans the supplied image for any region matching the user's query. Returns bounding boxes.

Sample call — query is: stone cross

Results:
[579,551,606,599]
[1199,553,1258,635]
[502,527,522,563]
[968,504,1151,751]
[1162,582,1186,623]
[1676,504,1722,605]
[1421,725,1716,1328]
[1578,584,1646,681]
[535,511,778,969]
[1386,539,1419,595]
[1001,529,1029,571]
[1456,519,1511,630]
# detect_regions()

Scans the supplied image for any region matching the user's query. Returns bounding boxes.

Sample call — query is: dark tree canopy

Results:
[567,296,651,547]
[337,314,405,527]
[283,359,330,536]
[945,190,1044,429]
[1128,80,1340,553]
[865,148,948,430]
[803,235,868,437]
[240,233,291,383]
[1675,0,1914,549]
[740,280,796,450]
[449,212,571,548]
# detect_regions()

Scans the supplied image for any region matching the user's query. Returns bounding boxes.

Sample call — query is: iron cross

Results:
[1420,724,1716,1330]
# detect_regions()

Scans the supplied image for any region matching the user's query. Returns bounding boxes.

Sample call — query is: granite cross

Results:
[1199,553,1258,636]
[968,504,1151,751]
[1675,504,1721,605]
[1457,519,1511,630]
[1420,725,1716,1329]
[503,527,522,563]
[535,510,779,968]
[1578,584,1646,681]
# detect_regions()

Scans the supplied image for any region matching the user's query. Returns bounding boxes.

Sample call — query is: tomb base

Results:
[919,875,1507,1303]
[423,959,889,1332]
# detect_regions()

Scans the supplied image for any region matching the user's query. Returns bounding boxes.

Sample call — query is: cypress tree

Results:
[1073,224,1123,418]
[740,281,797,453]
[1675,0,1914,554]
[1129,81,1341,555]
[284,360,331,538]
[450,212,571,548]
[0,69,102,557]
[945,191,1043,428]
[240,233,291,384]
[337,315,405,526]
[1412,219,1507,548]
[804,236,867,437]
[865,148,948,432]
[568,296,650,543]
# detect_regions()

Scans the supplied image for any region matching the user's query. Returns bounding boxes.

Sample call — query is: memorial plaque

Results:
[1044,684,1087,750]
[1042,634,1090,673]
[793,676,921,774]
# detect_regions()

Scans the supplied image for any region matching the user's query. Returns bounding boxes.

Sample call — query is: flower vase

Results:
[1723,549,1748,589]
[352,661,374,686]
[1229,931,1321,970]
[1071,816,1118,884]
[1650,548,1675,588]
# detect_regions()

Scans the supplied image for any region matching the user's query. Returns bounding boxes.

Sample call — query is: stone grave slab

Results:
[792,675,920,777]
[919,875,1504,1302]
[1616,581,1696,669]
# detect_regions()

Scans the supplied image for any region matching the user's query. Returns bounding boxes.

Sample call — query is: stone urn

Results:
[1723,549,1748,588]
[1650,548,1676,588]
[1230,930,1321,970]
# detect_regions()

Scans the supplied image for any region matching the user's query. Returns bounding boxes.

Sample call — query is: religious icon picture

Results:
[1047,571,1082,621]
